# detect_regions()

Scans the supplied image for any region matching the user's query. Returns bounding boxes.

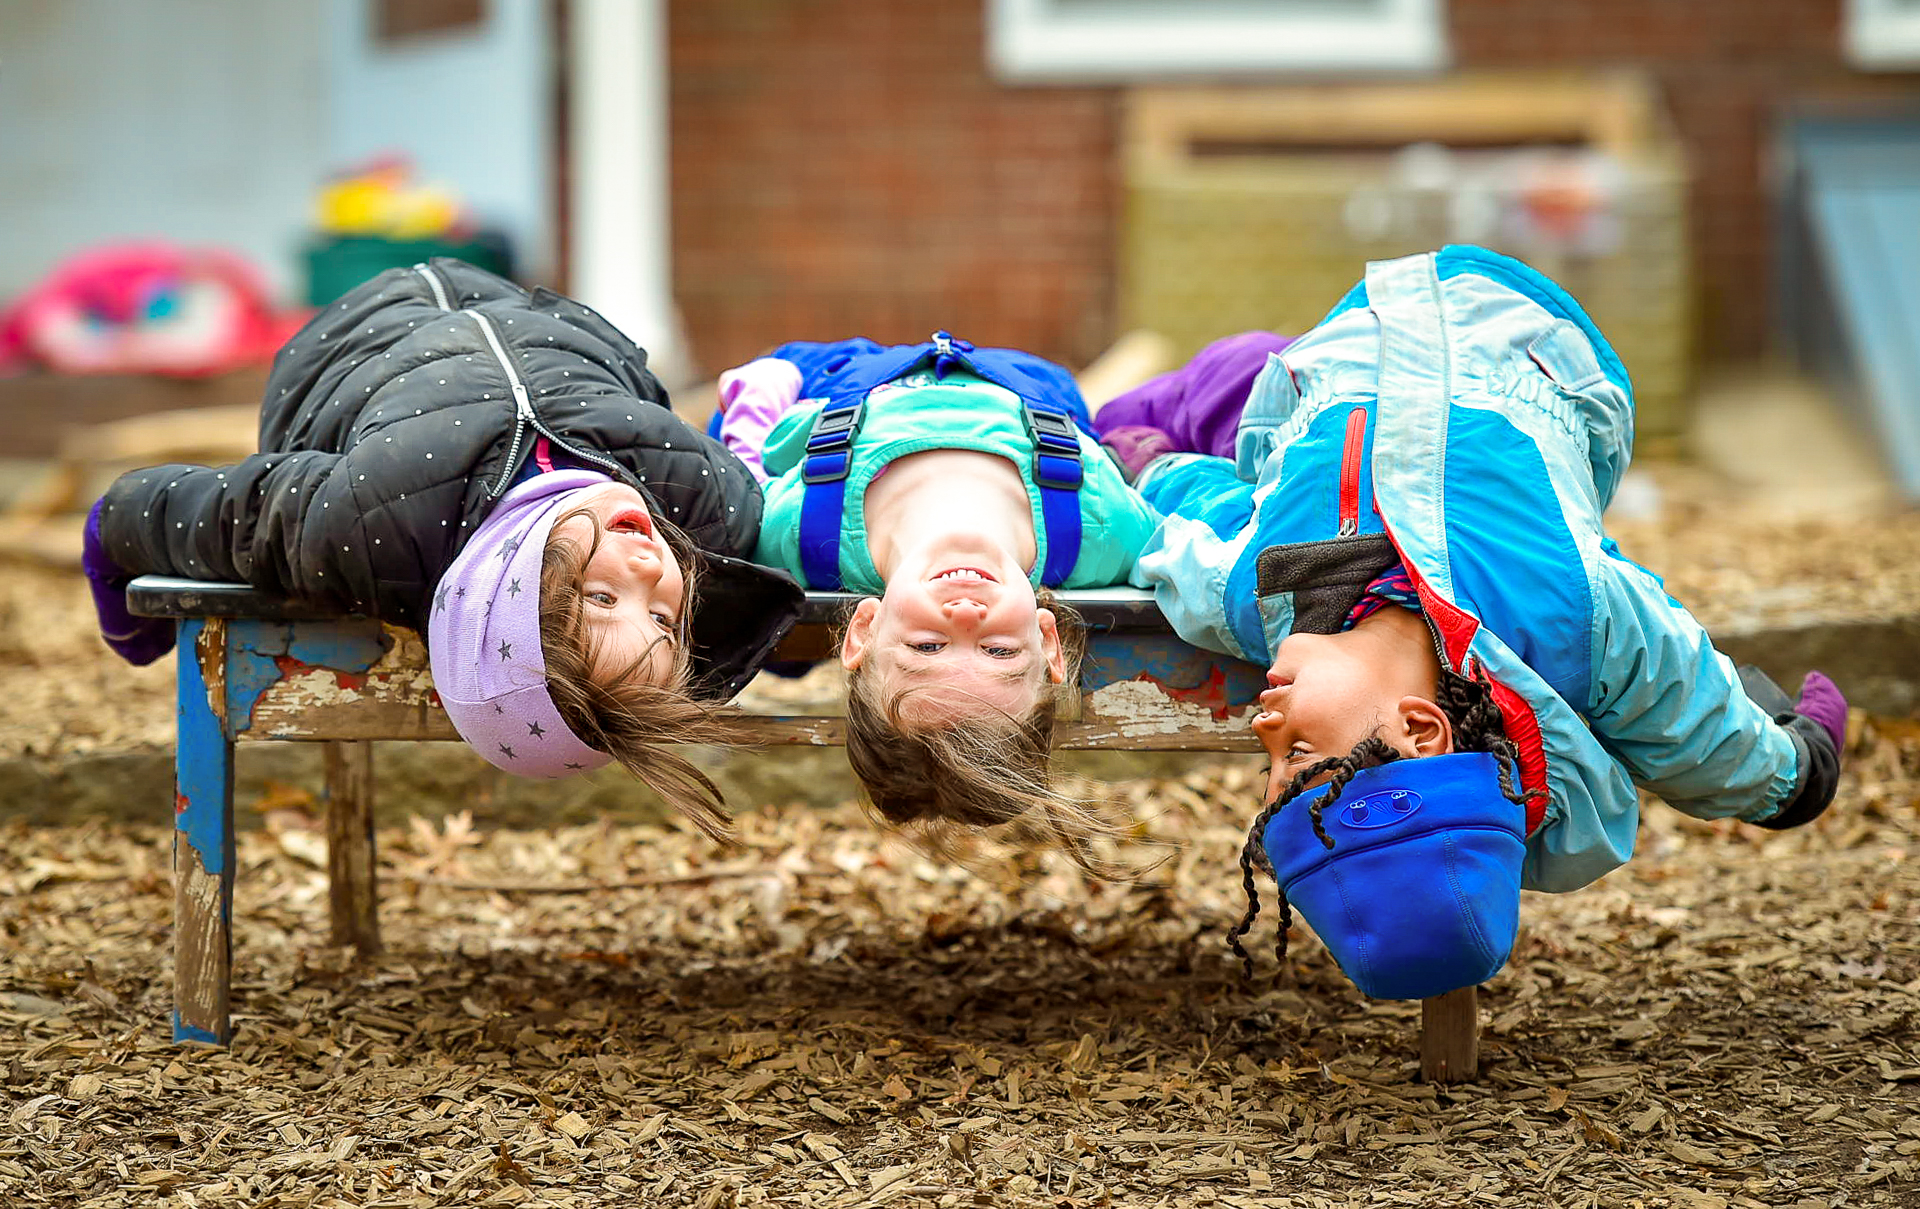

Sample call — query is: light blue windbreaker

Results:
[1135,246,1803,894]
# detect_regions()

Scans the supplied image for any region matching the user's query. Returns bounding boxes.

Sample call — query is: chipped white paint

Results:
[232,622,1262,751]
[246,624,447,740]
[195,619,227,722]
[1079,678,1257,739]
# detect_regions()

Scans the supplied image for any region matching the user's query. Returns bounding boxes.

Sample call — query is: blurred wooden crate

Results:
[1122,72,1694,440]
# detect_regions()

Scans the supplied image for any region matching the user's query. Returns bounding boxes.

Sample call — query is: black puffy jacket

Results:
[100,259,800,697]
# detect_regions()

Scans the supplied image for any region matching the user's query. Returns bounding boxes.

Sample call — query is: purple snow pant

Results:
[1091,331,1293,476]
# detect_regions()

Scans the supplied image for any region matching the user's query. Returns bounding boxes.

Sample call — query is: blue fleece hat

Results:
[1261,752,1526,1000]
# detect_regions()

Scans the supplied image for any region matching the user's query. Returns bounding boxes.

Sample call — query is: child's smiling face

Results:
[549,482,686,686]
[840,557,1066,724]
[1252,609,1453,804]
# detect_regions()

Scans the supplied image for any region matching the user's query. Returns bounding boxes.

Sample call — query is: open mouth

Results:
[929,567,997,583]
[607,507,654,538]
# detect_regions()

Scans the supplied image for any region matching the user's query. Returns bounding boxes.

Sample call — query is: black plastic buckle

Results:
[805,397,864,445]
[1024,405,1078,450]
[1024,404,1083,490]
[801,398,865,484]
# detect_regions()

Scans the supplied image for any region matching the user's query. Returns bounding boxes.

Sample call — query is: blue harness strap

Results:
[797,395,865,589]
[793,332,1084,590]
[1024,395,1083,585]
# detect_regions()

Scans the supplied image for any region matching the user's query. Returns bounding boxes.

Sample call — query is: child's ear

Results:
[1398,695,1454,757]
[840,597,882,670]
[1037,607,1067,684]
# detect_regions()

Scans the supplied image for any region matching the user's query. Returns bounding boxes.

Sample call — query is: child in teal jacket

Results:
[716,333,1160,866]
[1106,248,1845,999]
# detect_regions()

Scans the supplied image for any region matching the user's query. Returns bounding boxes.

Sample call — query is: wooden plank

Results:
[323,742,381,955]
[239,673,1262,749]
[706,715,1262,752]
[235,707,1264,751]
[1420,986,1479,1083]
[1126,72,1665,170]
[225,614,1268,750]
[173,619,235,1045]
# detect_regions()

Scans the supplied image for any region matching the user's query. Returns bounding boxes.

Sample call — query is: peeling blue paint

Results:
[1082,631,1265,702]
[173,1011,225,1046]
[224,619,390,733]
[174,619,234,880]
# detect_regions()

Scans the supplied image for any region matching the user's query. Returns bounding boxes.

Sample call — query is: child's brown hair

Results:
[538,508,742,842]
[840,593,1131,875]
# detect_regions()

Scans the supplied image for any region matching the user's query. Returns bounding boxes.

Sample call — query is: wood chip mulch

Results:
[2,463,1918,1206]
[2,726,1917,1208]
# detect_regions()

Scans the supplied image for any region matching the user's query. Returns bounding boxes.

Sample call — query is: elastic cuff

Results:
[1753,720,1838,831]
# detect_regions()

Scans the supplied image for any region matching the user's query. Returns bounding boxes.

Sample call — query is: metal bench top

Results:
[127,575,1176,631]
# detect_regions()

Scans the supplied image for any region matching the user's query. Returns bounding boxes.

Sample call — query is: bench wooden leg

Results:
[1420,986,1479,1082]
[173,619,235,1045]
[324,741,381,955]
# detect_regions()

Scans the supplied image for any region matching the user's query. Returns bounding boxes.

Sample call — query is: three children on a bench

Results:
[86,247,1846,1002]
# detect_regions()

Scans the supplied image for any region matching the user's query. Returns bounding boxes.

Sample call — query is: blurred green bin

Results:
[303,233,514,307]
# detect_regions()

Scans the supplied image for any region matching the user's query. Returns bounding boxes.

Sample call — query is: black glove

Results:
[1737,665,1844,831]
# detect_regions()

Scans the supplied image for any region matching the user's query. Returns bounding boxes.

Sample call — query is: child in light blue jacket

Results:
[1110,246,1846,1000]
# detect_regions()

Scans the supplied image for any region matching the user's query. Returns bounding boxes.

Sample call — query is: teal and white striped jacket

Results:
[1135,246,1804,893]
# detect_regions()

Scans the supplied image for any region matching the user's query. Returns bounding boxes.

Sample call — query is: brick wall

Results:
[669,0,1118,378]
[669,0,1920,377]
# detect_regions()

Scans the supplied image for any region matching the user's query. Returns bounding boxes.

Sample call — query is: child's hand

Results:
[1737,664,1844,829]
[1099,424,1176,482]
[82,499,175,666]
[1793,670,1847,752]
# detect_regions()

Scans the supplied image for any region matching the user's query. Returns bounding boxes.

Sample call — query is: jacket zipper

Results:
[469,311,629,498]
[469,311,537,498]
[414,262,453,311]
[1338,406,1367,536]
[418,263,632,498]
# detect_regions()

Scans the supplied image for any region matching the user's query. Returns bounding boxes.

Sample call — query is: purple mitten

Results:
[82,499,175,666]
[1794,670,1848,753]
[1100,424,1178,482]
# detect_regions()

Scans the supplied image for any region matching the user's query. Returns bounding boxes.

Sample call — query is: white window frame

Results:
[987,0,1448,81]
[1846,0,1920,67]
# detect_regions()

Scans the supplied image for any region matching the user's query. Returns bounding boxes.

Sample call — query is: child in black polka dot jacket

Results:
[83,258,801,837]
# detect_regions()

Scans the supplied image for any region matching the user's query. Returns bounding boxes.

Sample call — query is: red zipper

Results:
[1338,406,1367,536]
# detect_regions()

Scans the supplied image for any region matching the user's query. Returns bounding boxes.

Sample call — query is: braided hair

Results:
[1226,667,1527,979]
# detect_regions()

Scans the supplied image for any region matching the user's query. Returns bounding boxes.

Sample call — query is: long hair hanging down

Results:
[538,507,748,843]
[1226,667,1526,979]
[840,593,1138,878]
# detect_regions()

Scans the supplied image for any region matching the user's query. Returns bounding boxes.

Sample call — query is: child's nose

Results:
[1275,630,1322,659]
[626,548,661,579]
[941,598,986,628]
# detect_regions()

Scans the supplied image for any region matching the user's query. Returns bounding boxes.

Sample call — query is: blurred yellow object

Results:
[314,159,465,241]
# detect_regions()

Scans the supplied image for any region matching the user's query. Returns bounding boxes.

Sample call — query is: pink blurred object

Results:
[0,241,308,377]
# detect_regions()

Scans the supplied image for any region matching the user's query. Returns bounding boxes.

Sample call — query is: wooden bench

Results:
[127,574,1480,1080]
